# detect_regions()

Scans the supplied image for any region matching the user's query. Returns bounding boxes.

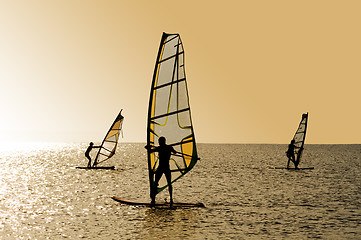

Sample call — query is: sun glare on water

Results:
[0,141,71,237]
[0,142,66,155]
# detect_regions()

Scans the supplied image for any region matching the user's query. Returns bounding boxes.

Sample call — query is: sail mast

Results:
[147,33,167,199]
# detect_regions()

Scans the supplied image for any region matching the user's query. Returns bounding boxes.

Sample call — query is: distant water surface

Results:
[0,143,360,239]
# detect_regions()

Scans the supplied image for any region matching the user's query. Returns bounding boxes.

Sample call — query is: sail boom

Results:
[168,139,194,147]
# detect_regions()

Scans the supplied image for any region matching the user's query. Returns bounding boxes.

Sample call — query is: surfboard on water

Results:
[111,196,205,208]
[76,166,115,170]
[274,167,314,170]
[77,110,124,170]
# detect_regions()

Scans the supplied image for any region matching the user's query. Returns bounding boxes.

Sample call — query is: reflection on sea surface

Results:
[140,208,199,240]
[0,143,360,239]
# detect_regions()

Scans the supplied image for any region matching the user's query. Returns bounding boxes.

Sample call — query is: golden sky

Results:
[0,0,360,144]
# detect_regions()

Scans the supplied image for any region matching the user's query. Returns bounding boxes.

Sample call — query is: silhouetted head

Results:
[158,137,166,146]
[291,139,295,144]
[89,142,94,146]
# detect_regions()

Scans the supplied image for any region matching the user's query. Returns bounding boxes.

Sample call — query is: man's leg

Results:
[287,158,291,169]
[294,156,299,169]
[152,171,163,205]
[86,155,92,167]
[291,155,297,169]
[165,171,173,204]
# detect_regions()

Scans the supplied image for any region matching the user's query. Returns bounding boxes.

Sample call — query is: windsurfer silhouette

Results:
[85,142,100,167]
[145,136,177,206]
[286,139,298,169]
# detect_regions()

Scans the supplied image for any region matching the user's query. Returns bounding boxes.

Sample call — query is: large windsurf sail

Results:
[93,110,124,167]
[289,112,308,166]
[147,32,199,197]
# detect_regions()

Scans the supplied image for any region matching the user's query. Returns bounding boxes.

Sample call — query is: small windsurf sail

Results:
[288,112,308,167]
[147,32,199,197]
[93,110,124,167]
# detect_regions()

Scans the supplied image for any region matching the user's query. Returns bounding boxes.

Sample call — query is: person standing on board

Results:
[85,142,100,167]
[145,136,177,206]
[286,139,297,169]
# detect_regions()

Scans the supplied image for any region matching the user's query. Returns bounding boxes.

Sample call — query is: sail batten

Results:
[168,139,194,147]
[147,32,199,197]
[154,78,186,90]
[164,35,179,44]
[93,110,124,167]
[158,51,185,64]
[151,108,190,120]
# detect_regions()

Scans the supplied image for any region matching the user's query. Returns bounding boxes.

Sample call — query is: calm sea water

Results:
[0,143,360,239]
